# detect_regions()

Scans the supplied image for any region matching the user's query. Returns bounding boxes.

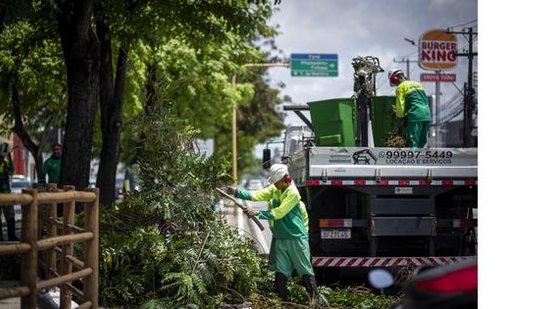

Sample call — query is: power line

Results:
[449,19,477,29]
[447,27,477,147]
[375,19,478,96]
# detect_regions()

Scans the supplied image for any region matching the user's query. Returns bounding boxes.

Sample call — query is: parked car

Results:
[10,175,33,193]
[9,175,32,220]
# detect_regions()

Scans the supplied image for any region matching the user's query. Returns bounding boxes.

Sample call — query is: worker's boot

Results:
[7,217,19,241]
[301,275,318,299]
[274,272,288,301]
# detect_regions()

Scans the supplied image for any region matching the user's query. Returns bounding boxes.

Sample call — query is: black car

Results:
[401,260,477,309]
[369,259,477,309]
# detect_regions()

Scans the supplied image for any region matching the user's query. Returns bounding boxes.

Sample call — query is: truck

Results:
[265,56,477,283]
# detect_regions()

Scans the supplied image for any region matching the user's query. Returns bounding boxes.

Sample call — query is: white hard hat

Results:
[267,163,288,185]
[388,68,404,87]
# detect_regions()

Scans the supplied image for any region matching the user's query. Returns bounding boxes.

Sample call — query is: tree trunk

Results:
[11,84,48,182]
[56,0,99,190]
[96,18,128,206]
[145,64,157,115]
[137,64,157,189]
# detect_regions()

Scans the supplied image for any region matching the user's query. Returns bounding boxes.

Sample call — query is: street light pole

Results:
[232,74,238,186]
[231,62,289,185]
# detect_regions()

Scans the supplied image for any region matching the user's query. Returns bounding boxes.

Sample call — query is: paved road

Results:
[220,198,272,256]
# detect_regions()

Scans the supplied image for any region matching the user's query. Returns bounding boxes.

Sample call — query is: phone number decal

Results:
[377,150,453,165]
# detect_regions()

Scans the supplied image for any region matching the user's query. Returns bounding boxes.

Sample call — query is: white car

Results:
[245,179,265,191]
[11,175,33,193]
[9,175,32,222]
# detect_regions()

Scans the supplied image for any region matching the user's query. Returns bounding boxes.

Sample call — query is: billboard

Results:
[419,29,457,70]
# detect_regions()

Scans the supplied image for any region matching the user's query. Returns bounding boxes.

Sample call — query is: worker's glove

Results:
[395,118,403,128]
[244,207,258,216]
[224,186,236,197]
[395,117,408,128]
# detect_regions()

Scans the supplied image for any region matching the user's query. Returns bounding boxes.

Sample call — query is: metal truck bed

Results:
[288,147,477,184]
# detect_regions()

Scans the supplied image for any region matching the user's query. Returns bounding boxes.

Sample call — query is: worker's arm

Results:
[300,201,309,232]
[236,185,274,202]
[395,84,407,119]
[257,192,300,221]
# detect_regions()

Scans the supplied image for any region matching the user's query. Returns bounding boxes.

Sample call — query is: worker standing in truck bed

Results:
[389,68,432,148]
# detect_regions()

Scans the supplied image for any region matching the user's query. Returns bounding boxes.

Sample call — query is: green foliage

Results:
[98,106,265,307]
[0,20,66,135]
[118,33,286,174]
[97,0,275,49]
[248,283,400,309]
[318,286,399,308]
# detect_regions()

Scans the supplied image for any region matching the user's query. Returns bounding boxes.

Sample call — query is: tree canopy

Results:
[1,0,287,198]
[0,20,66,177]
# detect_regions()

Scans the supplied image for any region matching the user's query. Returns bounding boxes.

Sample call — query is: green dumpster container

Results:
[307,98,356,147]
[371,96,399,147]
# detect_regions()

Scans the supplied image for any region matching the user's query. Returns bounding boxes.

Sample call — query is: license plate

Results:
[395,187,413,194]
[321,229,351,239]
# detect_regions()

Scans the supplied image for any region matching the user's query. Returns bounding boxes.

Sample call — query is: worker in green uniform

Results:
[389,68,432,148]
[42,143,62,185]
[225,164,317,301]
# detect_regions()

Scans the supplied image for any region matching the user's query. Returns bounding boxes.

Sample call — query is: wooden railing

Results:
[0,185,99,309]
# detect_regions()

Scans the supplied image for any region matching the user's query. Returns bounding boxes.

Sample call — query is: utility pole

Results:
[448,27,477,147]
[395,37,419,79]
[393,57,418,79]
[434,70,441,147]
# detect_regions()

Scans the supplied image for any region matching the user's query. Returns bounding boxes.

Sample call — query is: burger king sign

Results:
[419,29,457,70]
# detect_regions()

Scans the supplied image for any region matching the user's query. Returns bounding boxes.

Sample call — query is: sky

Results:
[255,1,551,307]
[256,0,478,156]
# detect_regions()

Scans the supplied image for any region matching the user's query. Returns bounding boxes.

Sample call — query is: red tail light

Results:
[416,265,477,293]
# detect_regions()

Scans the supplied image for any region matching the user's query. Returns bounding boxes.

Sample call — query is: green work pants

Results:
[270,237,315,277]
[407,120,430,148]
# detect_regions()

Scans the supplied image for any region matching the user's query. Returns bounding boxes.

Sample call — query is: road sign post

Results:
[290,53,338,77]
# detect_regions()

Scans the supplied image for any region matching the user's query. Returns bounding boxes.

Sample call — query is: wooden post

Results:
[83,188,99,308]
[60,185,75,309]
[21,189,38,309]
[47,199,58,280]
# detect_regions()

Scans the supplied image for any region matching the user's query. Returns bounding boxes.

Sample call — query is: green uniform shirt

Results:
[395,80,431,122]
[236,183,308,240]
[42,156,61,184]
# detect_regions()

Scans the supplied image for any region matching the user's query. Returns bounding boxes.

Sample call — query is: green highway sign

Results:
[290,53,338,77]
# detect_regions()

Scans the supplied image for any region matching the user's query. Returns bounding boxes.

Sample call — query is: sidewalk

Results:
[0,281,80,308]
[0,281,19,309]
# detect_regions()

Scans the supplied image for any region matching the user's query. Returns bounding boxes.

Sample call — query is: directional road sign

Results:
[290,53,338,77]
